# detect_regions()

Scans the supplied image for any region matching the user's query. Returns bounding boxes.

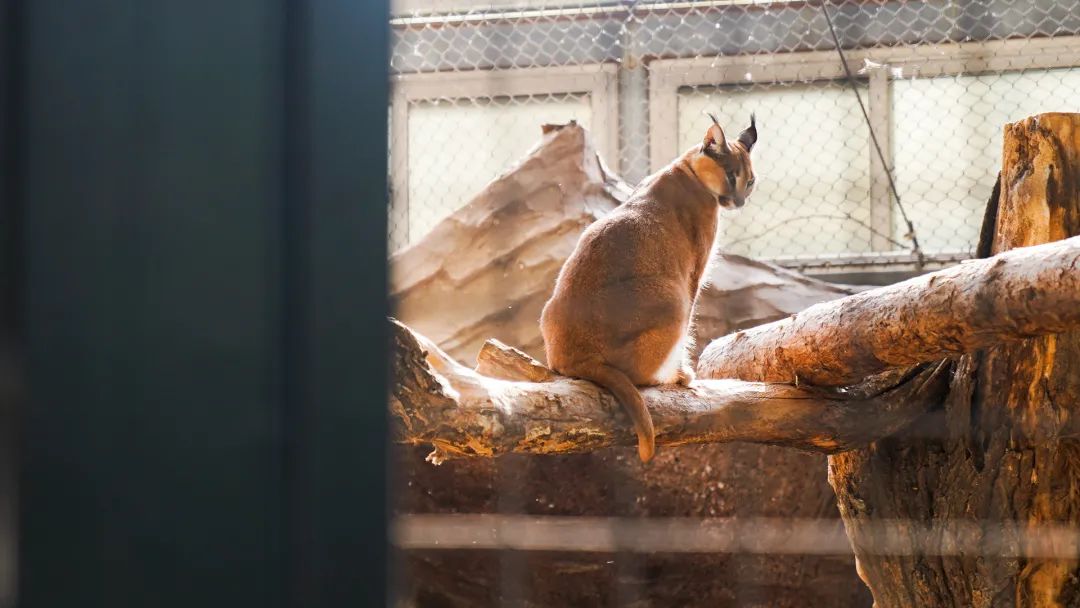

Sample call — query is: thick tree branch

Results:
[698,236,1080,386]
[390,318,950,460]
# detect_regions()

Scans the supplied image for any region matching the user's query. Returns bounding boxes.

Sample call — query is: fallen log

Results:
[392,316,951,460]
[698,235,1080,386]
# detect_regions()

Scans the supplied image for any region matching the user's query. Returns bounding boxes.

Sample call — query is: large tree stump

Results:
[828,113,1080,607]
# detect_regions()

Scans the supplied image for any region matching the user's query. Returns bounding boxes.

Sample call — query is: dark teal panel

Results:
[0,3,21,606]
[285,1,390,605]
[19,3,284,606]
[15,1,390,605]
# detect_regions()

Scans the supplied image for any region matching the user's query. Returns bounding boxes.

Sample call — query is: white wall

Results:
[893,67,1080,252]
[402,94,592,246]
[677,67,1080,260]
[394,64,1080,260]
[677,82,871,260]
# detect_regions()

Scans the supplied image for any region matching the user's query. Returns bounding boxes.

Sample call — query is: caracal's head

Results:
[685,114,757,209]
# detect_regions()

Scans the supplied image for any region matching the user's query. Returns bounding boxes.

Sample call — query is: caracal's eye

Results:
[747,177,756,188]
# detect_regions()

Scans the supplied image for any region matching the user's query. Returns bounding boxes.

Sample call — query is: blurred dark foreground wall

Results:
[0,3,390,607]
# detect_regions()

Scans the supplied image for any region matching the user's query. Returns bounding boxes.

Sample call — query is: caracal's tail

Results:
[577,363,655,462]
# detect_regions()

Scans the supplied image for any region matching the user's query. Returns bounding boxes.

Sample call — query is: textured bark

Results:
[692,253,861,359]
[391,318,950,458]
[699,235,1080,386]
[391,123,870,607]
[828,113,1080,607]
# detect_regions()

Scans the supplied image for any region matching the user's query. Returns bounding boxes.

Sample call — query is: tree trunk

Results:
[828,113,1080,607]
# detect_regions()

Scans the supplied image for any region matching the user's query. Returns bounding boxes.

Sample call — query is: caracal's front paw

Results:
[675,366,695,386]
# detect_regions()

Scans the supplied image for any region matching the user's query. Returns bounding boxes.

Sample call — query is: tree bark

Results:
[828,112,1080,607]
[391,318,950,459]
[698,235,1080,386]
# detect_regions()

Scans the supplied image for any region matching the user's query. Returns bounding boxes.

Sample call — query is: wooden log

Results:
[698,235,1080,386]
[391,317,951,461]
[828,112,1080,607]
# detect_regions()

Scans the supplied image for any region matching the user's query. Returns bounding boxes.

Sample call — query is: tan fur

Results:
[540,118,757,462]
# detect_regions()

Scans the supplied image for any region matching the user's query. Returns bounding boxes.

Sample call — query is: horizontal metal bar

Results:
[391,0,786,24]
[649,36,1080,87]
[394,513,1080,558]
[392,63,617,101]
[768,250,970,274]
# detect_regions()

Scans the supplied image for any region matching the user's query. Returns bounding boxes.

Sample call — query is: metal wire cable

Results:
[820,0,925,268]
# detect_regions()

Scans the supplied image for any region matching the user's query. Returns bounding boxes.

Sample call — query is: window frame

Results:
[648,36,1080,273]
[390,63,619,250]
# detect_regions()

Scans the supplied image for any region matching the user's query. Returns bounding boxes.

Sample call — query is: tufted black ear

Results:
[737,113,757,152]
[701,112,728,154]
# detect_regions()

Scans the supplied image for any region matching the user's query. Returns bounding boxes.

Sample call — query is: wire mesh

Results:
[388,0,1080,272]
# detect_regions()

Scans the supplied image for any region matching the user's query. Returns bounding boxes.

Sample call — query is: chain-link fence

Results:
[388,0,1080,275]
